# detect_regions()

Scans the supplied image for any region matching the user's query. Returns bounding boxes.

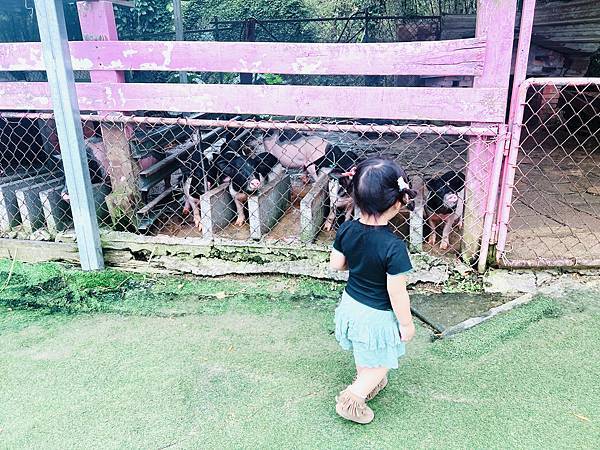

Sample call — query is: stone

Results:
[483,269,537,294]
[535,270,558,287]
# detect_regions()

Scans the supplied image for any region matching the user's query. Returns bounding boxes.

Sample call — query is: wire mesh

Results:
[0,112,499,260]
[501,79,600,266]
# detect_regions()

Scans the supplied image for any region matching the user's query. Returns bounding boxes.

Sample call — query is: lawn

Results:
[0,261,599,449]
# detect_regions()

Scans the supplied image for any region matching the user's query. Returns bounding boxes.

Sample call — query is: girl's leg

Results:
[349,367,388,399]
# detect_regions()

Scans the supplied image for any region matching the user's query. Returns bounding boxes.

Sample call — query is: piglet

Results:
[425,171,465,250]
[215,151,282,226]
[55,136,111,203]
[179,145,220,231]
[323,151,361,231]
[260,130,338,183]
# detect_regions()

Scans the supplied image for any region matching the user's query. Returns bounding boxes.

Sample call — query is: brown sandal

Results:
[335,389,374,424]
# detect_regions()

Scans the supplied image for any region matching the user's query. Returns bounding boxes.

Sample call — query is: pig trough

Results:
[39,183,111,235]
[0,173,59,232]
[200,173,291,241]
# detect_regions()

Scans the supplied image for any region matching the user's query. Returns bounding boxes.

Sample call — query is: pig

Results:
[179,145,221,231]
[323,151,361,231]
[215,150,283,226]
[54,136,111,203]
[425,171,465,250]
[260,130,340,183]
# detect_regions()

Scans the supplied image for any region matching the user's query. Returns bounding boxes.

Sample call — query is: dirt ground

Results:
[505,128,600,263]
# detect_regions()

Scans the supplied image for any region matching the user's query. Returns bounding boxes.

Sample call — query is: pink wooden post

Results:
[76,0,124,82]
[76,0,140,227]
[463,0,517,264]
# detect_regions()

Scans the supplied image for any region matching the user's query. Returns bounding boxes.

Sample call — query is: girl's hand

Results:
[399,321,416,342]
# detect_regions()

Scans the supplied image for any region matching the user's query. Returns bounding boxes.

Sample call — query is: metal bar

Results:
[0,113,500,137]
[140,27,229,38]
[508,0,536,126]
[495,78,532,260]
[477,124,508,273]
[210,15,440,25]
[172,0,188,84]
[33,0,104,270]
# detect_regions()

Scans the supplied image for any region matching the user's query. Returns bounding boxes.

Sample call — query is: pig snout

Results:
[61,188,70,203]
[444,193,459,208]
[247,178,261,192]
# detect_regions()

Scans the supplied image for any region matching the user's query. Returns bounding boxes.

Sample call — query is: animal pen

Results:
[0,0,598,277]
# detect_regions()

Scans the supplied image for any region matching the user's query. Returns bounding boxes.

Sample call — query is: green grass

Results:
[0,262,599,449]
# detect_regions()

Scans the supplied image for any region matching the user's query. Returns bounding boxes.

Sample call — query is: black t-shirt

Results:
[332,220,412,311]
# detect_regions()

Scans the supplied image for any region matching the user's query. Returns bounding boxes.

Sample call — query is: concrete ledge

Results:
[200,183,236,239]
[300,172,329,243]
[16,178,64,232]
[249,174,291,240]
[0,174,56,231]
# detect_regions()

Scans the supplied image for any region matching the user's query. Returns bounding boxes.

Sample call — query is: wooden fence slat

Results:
[0,82,506,122]
[0,38,486,76]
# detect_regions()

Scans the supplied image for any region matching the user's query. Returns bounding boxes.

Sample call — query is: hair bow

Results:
[397,176,410,192]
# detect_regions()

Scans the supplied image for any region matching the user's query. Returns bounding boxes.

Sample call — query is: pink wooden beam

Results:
[0,38,487,76]
[0,82,507,122]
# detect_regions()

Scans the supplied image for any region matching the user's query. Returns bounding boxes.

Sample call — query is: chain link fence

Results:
[499,79,600,267]
[0,112,499,261]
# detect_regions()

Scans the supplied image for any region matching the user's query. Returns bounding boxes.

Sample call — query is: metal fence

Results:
[0,112,499,264]
[498,78,600,267]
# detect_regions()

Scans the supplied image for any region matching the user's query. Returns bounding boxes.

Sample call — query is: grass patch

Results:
[0,261,599,449]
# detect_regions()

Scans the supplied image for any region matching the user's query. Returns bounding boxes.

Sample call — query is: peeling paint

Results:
[117,88,126,107]
[161,43,174,67]
[108,59,125,69]
[72,58,94,70]
[292,59,323,74]
[123,49,138,57]
[139,62,160,70]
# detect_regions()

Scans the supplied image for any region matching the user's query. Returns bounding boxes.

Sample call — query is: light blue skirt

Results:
[334,291,406,369]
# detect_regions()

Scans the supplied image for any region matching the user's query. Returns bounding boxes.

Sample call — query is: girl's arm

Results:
[329,249,347,271]
[387,274,415,342]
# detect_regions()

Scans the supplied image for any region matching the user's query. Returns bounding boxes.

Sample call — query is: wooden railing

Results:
[0,38,508,122]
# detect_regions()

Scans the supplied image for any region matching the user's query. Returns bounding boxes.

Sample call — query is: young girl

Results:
[330,157,416,424]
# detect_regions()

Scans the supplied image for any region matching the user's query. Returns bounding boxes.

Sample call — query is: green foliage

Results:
[184,0,315,42]
[442,271,483,294]
[114,0,173,40]
[0,4,81,43]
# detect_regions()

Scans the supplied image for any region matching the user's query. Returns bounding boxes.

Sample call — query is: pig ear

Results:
[51,153,62,161]
[214,157,233,176]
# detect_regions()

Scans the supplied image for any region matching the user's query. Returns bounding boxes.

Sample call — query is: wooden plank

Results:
[0,239,80,264]
[0,82,507,122]
[0,38,487,76]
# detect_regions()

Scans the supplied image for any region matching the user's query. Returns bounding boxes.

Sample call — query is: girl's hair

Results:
[352,157,416,216]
